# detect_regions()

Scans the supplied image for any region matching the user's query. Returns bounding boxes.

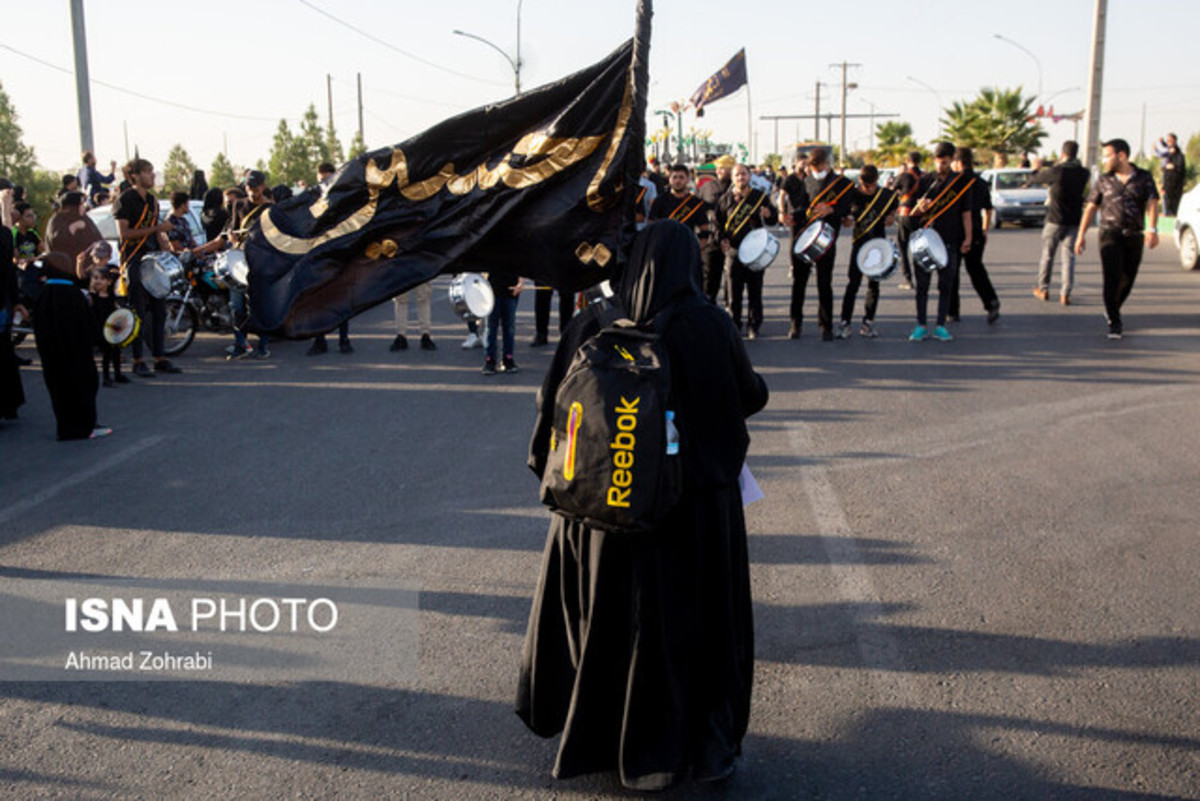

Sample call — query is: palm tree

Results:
[873,121,920,166]
[940,87,1046,157]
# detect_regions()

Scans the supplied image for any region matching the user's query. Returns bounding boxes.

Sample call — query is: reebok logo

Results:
[606,396,639,508]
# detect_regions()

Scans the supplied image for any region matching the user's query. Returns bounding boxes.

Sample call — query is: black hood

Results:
[617,220,703,325]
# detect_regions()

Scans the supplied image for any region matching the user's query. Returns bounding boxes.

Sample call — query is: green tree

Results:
[347,131,368,160]
[267,119,307,186]
[325,122,345,167]
[941,87,1046,158]
[210,151,237,189]
[872,120,920,166]
[1185,132,1200,192]
[0,80,38,185]
[761,153,782,171]
[161,144,198,194]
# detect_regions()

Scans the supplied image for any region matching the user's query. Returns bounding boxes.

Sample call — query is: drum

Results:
[909,228,948,273]
[214,249,250,290]
[736,228,780,272]
[138,252,185,299]
[448,273,495,321]
[793,220,836,265]
[856,238,900,281]
[102,308,141,348]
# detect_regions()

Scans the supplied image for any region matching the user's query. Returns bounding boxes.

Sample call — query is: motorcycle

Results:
[161,253,237,357]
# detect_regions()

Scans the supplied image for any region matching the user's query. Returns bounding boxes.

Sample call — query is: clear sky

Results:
[3,0,1198,176]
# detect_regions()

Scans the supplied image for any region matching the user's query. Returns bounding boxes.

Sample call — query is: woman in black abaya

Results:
[517,220,769,791]
[32,252,106,440]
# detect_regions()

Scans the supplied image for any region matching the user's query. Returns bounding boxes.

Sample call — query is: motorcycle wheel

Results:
[162,298,198,356]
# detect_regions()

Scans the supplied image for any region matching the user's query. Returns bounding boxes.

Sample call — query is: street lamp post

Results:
[453,0,523,96]
[906,75,943,140]
[993,33,1043,102]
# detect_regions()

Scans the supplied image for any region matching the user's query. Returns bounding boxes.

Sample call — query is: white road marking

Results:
[0,436,164,526]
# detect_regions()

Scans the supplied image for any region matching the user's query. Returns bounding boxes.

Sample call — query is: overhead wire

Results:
[296,0,505,87]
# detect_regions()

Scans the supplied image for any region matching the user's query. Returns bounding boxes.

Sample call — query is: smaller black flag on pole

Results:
[243,3,652,339]
[689,48,747,118]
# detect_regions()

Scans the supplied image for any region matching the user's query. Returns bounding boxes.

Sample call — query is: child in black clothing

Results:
[86,243,126,387]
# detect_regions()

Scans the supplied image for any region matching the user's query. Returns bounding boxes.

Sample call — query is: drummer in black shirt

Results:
[113,158,176,376]
[716,163,778,338]
[649,164,715,297]
[949,147,1000,324]
[891,151,924,288]
[908,142,973,342]
[838,166,897,339]
[789,148,855,341]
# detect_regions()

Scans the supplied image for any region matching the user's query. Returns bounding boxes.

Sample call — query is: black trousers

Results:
[1099,229,1143,327]
[949,236,999,318]
[914,246,958,327]
[841,240,880,323]
[533,286,574,339]
[101,343,122,378]
[1163,183,1183,217]
[700,242,724,304]
[128,259,165,361]
[896,215,918,284]
[790,238,837,334]
[727,255,763,333]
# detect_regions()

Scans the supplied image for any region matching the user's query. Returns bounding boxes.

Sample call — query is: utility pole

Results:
[326,74,334,136]
[1082,0,1107,170]
[357,73,364,146]
[813,81,821,140]
[831,61,861,167]
[1139,103,1146,158]
[70,0,94,155]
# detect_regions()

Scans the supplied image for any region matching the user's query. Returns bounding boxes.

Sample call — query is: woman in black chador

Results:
[517,220,769,791]
[32,252,106,440]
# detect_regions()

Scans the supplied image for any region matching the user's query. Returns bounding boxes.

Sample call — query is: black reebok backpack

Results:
[538,302,694,533]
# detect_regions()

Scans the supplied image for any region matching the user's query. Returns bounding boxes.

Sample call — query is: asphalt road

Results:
[2,226,1198,800]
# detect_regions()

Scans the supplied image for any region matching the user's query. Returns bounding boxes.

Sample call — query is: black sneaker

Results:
[420,333,436,351]
[481,358,497,375]
[787,323,799,339]
[102,376,114,388]
[133,362,155,378]
[529,335,548,347]
[821,329,834,342]
[500,357,519,374]
[306,338,328,356]
[338,339,354,354]
[987,302,1001,324]
[1107,323,1123,340]
[115,373,131,384]
[154,359,182,374]
[389,334,408,351]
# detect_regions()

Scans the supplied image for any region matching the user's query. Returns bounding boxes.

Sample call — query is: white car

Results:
[1173,184,1200,271]
[87,199,208,266]
[978,168,1048,228]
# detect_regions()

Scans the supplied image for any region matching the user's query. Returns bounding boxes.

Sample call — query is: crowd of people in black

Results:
[0,133,1177,442]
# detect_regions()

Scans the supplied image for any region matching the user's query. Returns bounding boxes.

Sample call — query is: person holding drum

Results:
[86,244,127,387]
[907,142,974,342]
[113,158,180,376]
[891,151,925,290]
[217,172,272,360]
[716,163,778,339]
[699,155,735,305]
[788,148,855,341]
[838,165,898,339]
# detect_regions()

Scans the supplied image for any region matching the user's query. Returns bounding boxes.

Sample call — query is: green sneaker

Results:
[932,325,954,342]
[909,325,929,342]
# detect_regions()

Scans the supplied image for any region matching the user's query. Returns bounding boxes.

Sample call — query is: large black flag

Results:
[688,48,746,117]
[245,5,652,338]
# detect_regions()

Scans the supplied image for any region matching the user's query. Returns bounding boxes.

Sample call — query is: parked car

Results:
[87,199,208,266]
[978,168,1048,228]
[1173,183,1200,271]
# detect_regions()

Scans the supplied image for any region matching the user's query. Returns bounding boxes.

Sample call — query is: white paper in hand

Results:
[739,463,764,506]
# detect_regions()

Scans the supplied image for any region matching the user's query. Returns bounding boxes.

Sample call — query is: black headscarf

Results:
[617,220,703,325]
[189,170,209,201]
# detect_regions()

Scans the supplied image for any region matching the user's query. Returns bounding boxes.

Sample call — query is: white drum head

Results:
[462,274,494,318]
[226,250,250,287]
[103,308,138,346]
[796,222,824,252]
[857,238,896,279]
[737,228,769,265]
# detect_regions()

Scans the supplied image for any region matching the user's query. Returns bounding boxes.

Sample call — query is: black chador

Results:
[518,221,769,791]
[33,256,100,440]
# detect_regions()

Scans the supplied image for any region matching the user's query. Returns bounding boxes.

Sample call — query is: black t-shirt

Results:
[917,170,973,245]
[113,188,160,265]
[1087,166,1159,233]
[715,188,778,249]
[648,191,709,227]
[796,173,854,236]
[892,169,923,209]
[960,171,992,237]
[848,185,899,242]
[1029,160,1089,225]
[13,229,40,262]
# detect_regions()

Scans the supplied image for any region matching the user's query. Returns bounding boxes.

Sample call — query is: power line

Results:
[0,42,291,123]
[297,0,505,87]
